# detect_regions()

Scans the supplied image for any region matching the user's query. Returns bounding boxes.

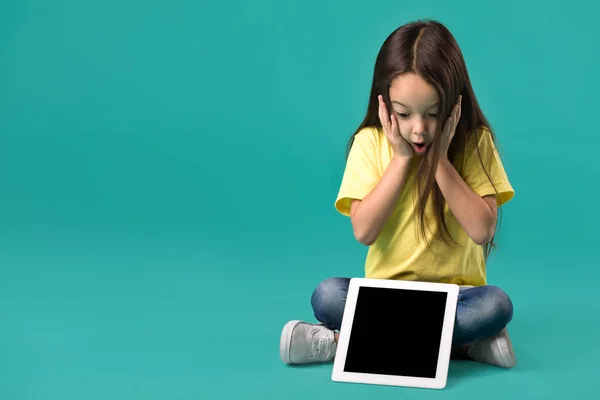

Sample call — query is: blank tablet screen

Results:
[343,286,448,378]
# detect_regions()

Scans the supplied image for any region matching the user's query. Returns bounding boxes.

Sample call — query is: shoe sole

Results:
[280,320,302,364]
[468,328,517,368]
[495,330,516,368]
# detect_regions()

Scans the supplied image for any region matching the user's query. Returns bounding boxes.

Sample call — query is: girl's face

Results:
[388,73,440,155]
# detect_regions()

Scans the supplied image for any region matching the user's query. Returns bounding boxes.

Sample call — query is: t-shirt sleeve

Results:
[334,128,381,216]
[461,128,514,206]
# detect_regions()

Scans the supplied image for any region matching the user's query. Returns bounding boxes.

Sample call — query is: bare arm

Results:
[350,155,412,246]
[435,158,497,245]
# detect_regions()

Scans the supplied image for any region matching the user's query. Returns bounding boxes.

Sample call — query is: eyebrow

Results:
[392,101,439,109]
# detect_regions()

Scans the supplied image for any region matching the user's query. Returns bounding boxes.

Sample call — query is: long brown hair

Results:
[347,19,502,259]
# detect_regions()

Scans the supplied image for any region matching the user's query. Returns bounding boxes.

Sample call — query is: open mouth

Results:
[412,142,428,153]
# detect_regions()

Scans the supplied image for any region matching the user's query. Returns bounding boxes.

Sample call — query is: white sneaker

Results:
[468,328,516,368]
[280,320,337,365]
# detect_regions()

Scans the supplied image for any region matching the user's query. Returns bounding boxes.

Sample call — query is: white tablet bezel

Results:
[331,278,460,390]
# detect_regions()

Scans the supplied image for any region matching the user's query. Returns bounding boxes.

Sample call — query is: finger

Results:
[445,116,453,135]
[451,104,460,129]
[390,112,398,137]
[452,104,460,125]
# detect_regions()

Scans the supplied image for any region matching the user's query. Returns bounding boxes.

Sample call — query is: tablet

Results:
[331,278,459,390]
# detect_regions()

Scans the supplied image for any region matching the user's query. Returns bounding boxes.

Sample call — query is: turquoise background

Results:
[1,0,598,398]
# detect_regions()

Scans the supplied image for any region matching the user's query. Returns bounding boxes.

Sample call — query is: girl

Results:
[280,20,516,369]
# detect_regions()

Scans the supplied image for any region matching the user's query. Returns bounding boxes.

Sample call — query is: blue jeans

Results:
[311,277,513,348]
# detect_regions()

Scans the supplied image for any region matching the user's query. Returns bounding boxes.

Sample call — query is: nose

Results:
[412,117,426,136]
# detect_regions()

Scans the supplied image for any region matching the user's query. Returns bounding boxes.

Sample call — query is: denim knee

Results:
[310,277,349,331]
[486,285,514,327]
[454,285,514,346]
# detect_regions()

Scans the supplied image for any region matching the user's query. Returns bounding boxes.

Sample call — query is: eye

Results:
[396,112,410,118]
[428,113,438,118]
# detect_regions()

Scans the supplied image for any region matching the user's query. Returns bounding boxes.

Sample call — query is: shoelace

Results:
[309,328,331,361]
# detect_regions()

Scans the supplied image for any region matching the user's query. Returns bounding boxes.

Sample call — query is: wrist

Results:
[434,156,451,178]
[392,153,413,163]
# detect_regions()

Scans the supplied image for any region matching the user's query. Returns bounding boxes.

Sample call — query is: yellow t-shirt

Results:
[334,125,514,286]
